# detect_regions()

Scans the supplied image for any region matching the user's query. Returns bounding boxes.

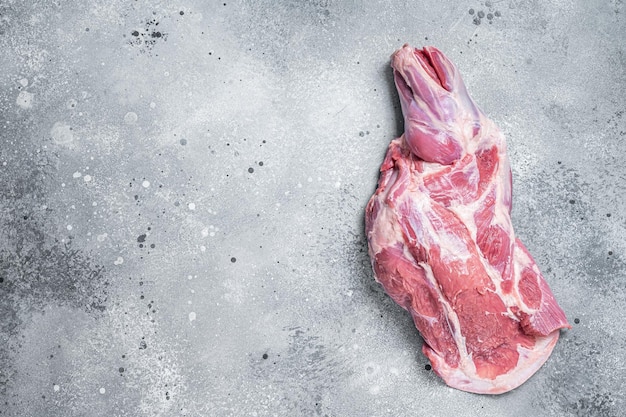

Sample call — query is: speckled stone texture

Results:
[0,1,624,416]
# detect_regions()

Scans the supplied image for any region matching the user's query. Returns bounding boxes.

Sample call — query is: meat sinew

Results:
[365,44,571,394]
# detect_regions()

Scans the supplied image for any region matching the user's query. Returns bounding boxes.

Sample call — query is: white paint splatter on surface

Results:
[16,91,34,109]
[50,122,74,144]
[124,112,138,124]
[188,312,196,322]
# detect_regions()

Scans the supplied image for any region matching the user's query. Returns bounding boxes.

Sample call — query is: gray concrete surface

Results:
[1,0,624,416]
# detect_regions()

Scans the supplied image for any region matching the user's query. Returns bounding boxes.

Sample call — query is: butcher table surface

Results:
[0,1,624,416]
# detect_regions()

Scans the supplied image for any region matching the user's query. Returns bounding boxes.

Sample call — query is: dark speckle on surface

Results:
[128,16,168,54]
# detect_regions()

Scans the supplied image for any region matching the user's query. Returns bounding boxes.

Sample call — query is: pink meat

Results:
[365,44,571,394]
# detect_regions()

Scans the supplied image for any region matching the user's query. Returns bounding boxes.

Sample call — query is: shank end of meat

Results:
[366,44,571,395]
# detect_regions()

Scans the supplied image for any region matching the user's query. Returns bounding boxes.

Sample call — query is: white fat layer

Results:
[418,160,445,176]
[491,156,513,231]
[449,203,479,242]
[438,230,473,264]
[470,117,501,154]
[367,198,405,257]
[420,262,475,374]
[411,193,473,265]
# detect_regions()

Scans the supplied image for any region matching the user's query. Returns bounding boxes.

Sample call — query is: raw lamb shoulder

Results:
[365,44,571,394]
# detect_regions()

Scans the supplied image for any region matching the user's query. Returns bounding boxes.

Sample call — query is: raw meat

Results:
[365,44,571,394]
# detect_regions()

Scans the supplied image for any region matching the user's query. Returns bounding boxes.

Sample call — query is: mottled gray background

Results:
[0,0,624,416]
